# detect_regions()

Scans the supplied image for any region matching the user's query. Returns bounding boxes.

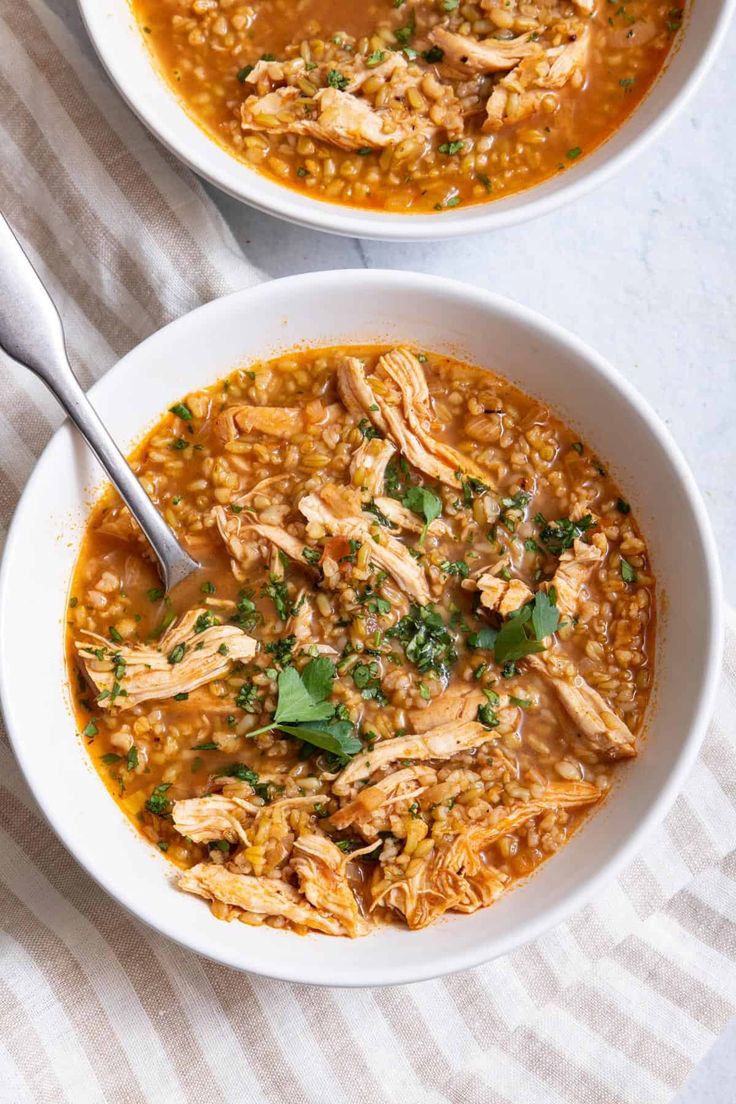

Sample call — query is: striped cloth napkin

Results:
[1,2,735,1102]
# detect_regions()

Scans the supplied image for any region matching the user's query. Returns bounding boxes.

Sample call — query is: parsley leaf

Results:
[276,720,361,760]
[402,485,441,546]
[274,664,335,724]
[529,590,560,639]
[467,626,498,650]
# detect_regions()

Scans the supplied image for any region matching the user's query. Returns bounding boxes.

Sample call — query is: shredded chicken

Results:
[338,349,492,489]
[484,85,557,130]
[528,654,637,758]
[214,505,317,582]
[483,25,590,131]
[350,437,396,498]
[548,534,607,619]
[372,781,599,928]
[172,794,257,846]
[333,721,494,796]
[329,767,425,830]
[179,864,346,935]
[299,483,431,603]
[463,561,534,617]
[215,401,340,442]
[75,609,257,710]
[371,495,450,537]
[407,685,488,732]
[241,86,418,151]
[428,26,541,72]
[285,592,339,656]
[292,833,368,937]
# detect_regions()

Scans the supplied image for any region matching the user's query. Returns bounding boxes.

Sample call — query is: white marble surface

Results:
[204,21,736,1100]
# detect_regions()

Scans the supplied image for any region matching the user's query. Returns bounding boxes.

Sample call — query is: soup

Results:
[132,0,683,213]
[67,345,654,935]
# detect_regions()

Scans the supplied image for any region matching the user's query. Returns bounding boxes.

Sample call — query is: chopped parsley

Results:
[326,69,348,90]
[352,661,387,704]
[145,783,172,817]
[169,402,192,421]
[358,417,381,440]
[440,559,469,578]
[387,604,457,678]
[620,558,638,584]
[232,589,261,632]
[235,681,261,713]
[439,140,464,155]
[167,642,187,665]
[535,512,594,555]
[261,576,294,621]
[499,491,530,532]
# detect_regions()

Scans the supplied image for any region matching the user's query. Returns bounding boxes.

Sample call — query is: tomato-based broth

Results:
[67,346,654,935]
[132,0,682,213]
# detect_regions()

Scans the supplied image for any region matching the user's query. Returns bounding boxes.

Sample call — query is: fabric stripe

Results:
[0,978,67,1104]
[2,889,141,1101]
[0,801,188,1102]
[2,936,107,1103]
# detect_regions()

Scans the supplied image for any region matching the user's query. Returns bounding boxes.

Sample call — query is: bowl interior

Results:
[0,271,721,985]
[77,0,732,239]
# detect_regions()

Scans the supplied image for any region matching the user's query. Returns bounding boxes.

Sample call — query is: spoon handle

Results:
[0,213,199,591]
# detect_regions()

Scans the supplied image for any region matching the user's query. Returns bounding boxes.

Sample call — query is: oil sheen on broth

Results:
[67,346,654,936]
[132,0,684,213]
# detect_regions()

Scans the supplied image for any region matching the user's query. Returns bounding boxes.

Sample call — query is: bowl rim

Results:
[75,0,735,240]
[0,270,724,985]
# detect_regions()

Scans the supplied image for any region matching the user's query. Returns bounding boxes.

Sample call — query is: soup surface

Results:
[68,345,654,936]
[133,0,683,213]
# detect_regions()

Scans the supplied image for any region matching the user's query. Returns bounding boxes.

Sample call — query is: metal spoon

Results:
[0,213,201,592]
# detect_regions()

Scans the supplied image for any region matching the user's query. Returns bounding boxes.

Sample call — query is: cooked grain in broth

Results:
[68,346,654,935]
[132,0,683,212]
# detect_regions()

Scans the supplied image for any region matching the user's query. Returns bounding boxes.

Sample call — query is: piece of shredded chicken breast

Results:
[350,437,396,498]
[172,794,257,846]
[292,833,368,937]
[178,863,346,935]
[547,534,607,619]
[329,767,426,831]
[241,86,417,151]
[407,685,488,732]
[214,506,317,582]
[299,483,431,603]
[75,609,257,710]
[372,780,599,928]
[528,654,637,758]
[338,349,492,489]
[428,26,541,72]
[333,720,494,796]
[463,561,534,617]
[215,401,341,443]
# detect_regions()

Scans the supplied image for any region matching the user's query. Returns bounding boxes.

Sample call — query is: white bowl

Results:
[77,0,733,240]
[0,271,722,985]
